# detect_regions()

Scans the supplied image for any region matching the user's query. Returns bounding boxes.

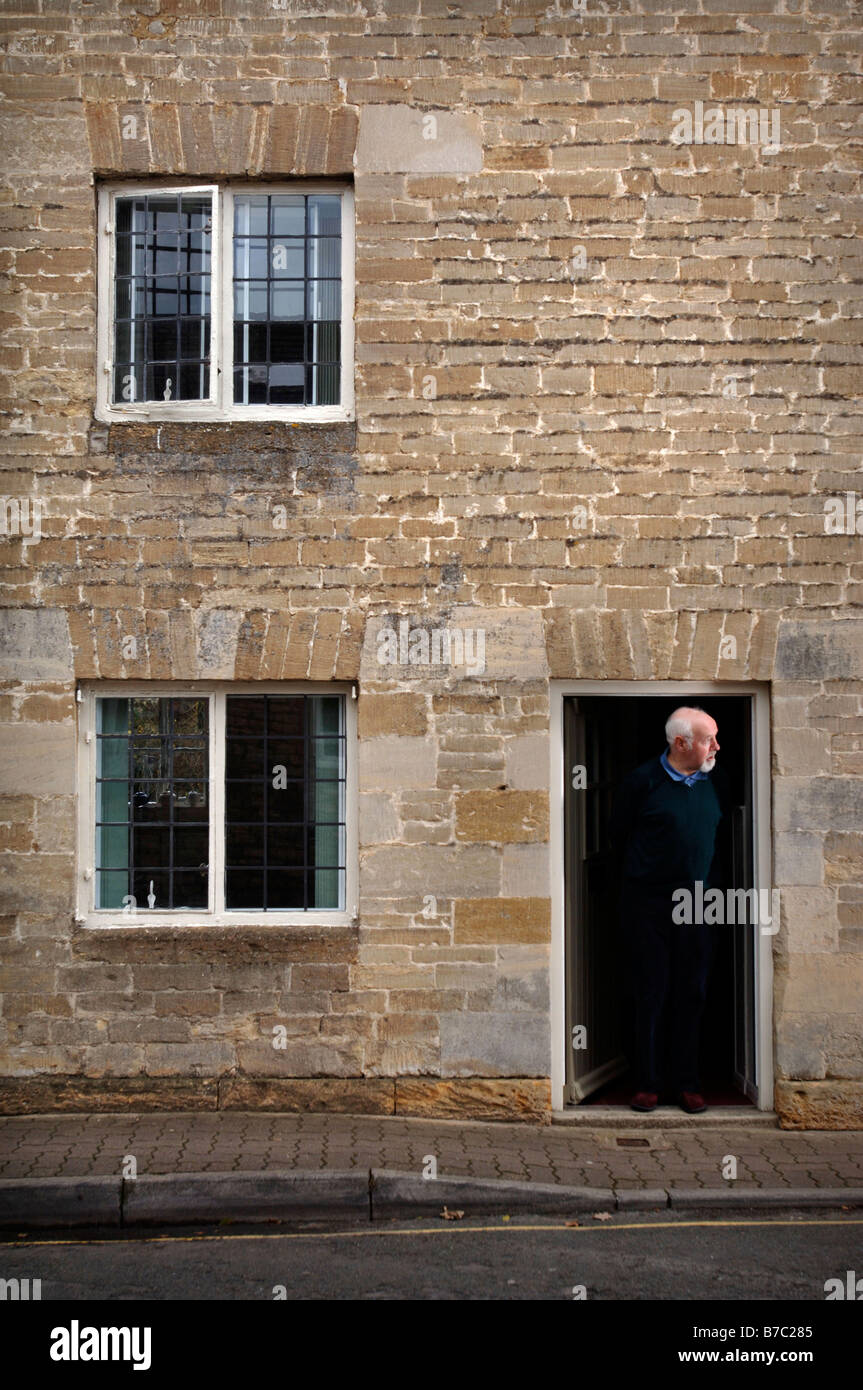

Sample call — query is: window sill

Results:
[72,917,358,955]
[78,915,354,931]
[90,416,357,460]
[95,405,354,426]
[72,917,358,961]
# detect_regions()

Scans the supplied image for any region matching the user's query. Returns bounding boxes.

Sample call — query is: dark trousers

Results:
[620,884,715,1095]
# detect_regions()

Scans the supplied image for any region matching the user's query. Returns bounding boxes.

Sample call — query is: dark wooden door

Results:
[564,697,629,1102]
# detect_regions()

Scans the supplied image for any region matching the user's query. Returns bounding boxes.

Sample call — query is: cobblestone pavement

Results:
[1,1113,862,1189]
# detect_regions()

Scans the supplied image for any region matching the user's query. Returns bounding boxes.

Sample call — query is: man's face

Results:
[676,717,720,773]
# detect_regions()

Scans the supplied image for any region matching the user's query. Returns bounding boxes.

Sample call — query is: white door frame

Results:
[549,680,773,1113]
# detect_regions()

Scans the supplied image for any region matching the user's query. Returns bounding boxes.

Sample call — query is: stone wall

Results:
[0,0,861,1125]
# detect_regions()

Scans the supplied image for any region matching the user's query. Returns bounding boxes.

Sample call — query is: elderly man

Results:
[610,706,729,1114]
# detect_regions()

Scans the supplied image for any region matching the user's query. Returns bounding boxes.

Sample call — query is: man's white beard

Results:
[699,755,716,772]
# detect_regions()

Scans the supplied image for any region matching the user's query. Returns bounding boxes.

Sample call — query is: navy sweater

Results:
[610,754,729,891]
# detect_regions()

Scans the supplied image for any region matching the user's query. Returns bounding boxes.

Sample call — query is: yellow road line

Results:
[5,1217,862,1249]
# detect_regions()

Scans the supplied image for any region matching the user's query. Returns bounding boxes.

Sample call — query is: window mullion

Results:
[220,187,234,415]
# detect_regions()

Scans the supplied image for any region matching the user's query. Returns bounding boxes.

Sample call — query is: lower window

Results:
[83,688,350,921]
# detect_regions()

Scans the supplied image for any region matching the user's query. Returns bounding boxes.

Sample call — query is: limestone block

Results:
[359,792,400,846]
[775,1080,863,1130]
[823,1015,863,1079]
[780,887,837,952]
[778,954,863,1014]
[34,796,76,852]
[825,832,863,885]
[0,1076,219,1114]
[0,723,75,797]
[0,852,74,912]
[235,1038,364,1077]
[357,105,482,174]
[771,695,811,729]
[775,620,863,681]
[358,692,428,738]
[359,609,548,685]
[495,949,550,1011]
[775,778,863,834]
[0,611,73,681]
[774,1012,827,1080]
[364,1040,440,1076]
[440,1011,550,1077]
[505,733,550,790]
[220,1077,394,1113]
[361,844,499,899]
[774,832,823,887]
[453,897,550,944]
[195,609,243,678]
[352,964,435,991]
[501,844,551,897]
[773,727,832,777]
[434,962,496,990]
[455,790,548,844]
[359,736,437,791]
[394,1077,550,1122]
[81,1045,146,1077]
[141,1042,236,1076]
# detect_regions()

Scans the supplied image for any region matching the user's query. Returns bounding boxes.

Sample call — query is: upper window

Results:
[96,183,354,422]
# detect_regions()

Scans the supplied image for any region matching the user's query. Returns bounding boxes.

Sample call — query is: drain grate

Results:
[616,1137,650,1148]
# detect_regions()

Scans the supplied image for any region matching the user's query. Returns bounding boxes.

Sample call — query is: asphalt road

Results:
[3,1210,862,1301]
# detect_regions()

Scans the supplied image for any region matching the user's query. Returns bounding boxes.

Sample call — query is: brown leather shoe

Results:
[679,1091,707,1114]
[630,1090,658,1112]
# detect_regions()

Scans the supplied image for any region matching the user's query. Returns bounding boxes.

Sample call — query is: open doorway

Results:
[562,692,763,1109]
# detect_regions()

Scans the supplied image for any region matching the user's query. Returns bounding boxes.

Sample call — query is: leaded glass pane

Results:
[233,193,341,406]
[95,696,209,910]
[112,192,212,404]
[224,694,345,910]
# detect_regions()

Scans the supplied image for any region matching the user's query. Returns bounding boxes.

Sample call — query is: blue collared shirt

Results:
[661,749,708,788]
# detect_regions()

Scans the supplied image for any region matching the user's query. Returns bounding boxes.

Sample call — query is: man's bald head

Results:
[665,706,720,774]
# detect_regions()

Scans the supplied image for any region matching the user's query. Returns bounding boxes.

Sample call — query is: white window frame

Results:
[76,681,358,929]
[95,181,355,423]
